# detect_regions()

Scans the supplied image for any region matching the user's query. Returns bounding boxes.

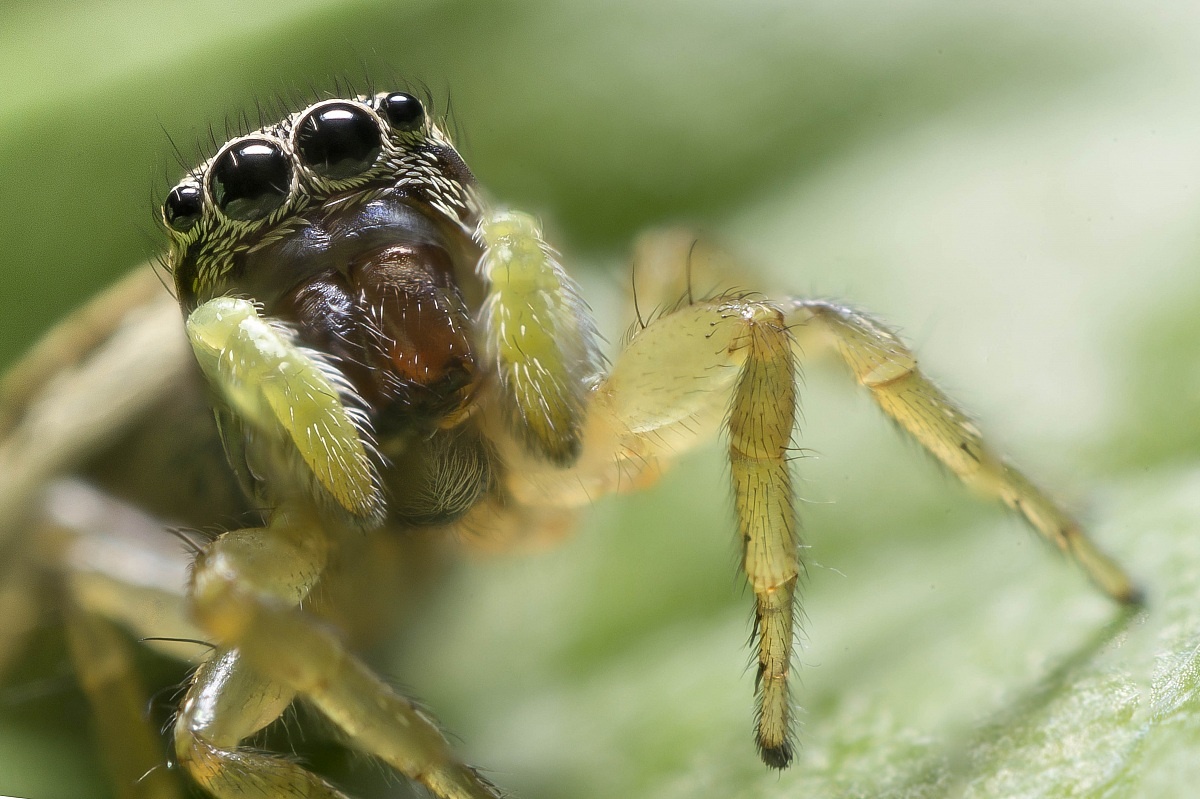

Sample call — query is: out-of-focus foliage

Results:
[2,1,1200,797]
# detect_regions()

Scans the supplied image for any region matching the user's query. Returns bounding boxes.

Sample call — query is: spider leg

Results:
[172,511,335,799]
[0,264,168,437]
[0,267,186,551]
[64,607,187,799]
[182,507,502,799]
[0,539,40,683]
[37,464,459,799]
[497,294,804,767]
[728,303,799,767]
[492,274,1140,770]
[174,645,326,798]
[21,479,199,799]
[786,298,1140,604]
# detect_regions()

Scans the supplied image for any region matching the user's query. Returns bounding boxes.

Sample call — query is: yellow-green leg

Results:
[173,647,336,799]
[729,306,799,766]
[29,480,199,799]
[64,604,185,799]
[182,508,501,799]
[509,295,804,767]
[787,298,1140,604]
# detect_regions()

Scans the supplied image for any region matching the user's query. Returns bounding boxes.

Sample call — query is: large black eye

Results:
[377,92,424,132]
[295,103,383,180]
[209,139,292,221]
[164,184,202,232]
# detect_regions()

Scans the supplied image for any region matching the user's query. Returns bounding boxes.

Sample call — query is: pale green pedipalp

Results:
[476,210,601,463]
[185,297,381,520]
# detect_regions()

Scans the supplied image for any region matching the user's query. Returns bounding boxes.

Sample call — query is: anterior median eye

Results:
[209,139,292,222]
[295,103,383,180]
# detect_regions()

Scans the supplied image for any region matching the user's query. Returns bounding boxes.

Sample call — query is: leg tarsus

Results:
[753,578,798,769]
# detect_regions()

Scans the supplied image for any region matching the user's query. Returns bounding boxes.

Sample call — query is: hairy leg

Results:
[500,293,805,765]
[184,507,502,799]
[787,299,1139,603]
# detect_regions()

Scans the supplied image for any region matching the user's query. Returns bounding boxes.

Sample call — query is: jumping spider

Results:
[0,89,1140,798]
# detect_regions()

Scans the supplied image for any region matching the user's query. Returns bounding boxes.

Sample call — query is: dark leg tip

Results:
[1118,583,1146,607]
[758,741,794,770]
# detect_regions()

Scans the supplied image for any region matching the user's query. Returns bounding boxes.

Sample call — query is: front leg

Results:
[184,508,502,799]
[787,299,1140,604]
[728,303,800,766]
[603,297,801,765]
[498,296,805,766]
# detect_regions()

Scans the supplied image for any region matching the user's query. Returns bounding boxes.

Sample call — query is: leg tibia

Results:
[789,299,1139,603]
[731,314,800,593]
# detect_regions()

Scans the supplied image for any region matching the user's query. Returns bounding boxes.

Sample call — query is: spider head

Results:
[163,92,486,433]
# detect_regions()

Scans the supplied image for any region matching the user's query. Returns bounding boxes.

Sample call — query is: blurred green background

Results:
[4,0,1200,797]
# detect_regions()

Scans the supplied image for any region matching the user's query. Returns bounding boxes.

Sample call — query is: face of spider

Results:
[162,92,505,527]
[0,87,1139,799]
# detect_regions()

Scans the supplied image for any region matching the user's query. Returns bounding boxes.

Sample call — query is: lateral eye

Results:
[295,102,383,180]
[209,139,292,222]
[377,92,424,132]
[164,184,203,232]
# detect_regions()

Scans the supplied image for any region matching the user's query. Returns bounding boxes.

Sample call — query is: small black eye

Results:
[295,103,383,180]
[378,92,424,131]
[164,184,203,232]
[209,139,292,222]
